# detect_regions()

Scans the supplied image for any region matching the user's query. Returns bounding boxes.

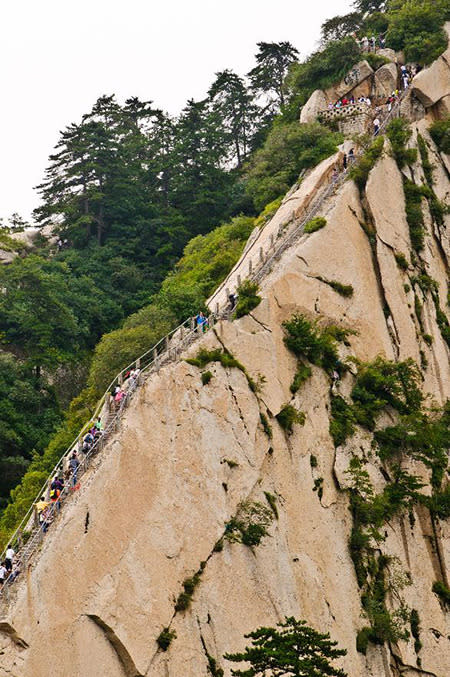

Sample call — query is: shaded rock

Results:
[411,22,450,108]
[326,60,374,101]
[372,62,398,98]
[377,48,397,62]
[300,89,327,124]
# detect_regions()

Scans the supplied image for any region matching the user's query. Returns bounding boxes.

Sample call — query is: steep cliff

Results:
[1,106,449,677]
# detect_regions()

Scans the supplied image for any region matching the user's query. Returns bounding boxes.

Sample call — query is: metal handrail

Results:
[0,314,208,589]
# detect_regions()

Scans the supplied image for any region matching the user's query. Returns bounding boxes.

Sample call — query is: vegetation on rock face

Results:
[386,119,417,169]
[156,627,177,651]
[224,616,347,677]
[348,137,384,193]
[276,405,306,433]
[225,500,273,547]
[283,314,342,373]
[386,0,449,65]
[234,280,262,318]
[429,117,450,155]
[304,216,327,234]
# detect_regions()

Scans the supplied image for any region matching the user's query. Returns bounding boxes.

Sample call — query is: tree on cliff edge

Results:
[224,616,347,677]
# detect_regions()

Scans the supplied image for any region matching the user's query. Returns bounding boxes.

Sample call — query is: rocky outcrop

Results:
[372,62,398,98]
[300,89,327,124]
[411,22,450,110]
[325,59,374,102]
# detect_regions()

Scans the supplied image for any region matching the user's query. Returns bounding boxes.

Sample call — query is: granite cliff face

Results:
[1,89,449,677]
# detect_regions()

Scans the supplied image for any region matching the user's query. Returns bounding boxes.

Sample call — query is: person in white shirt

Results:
[5,545,14,572]
[0,564,7,586]
[373,118,381,135]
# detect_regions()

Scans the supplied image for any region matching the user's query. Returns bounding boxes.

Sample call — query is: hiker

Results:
[114,388,126,410]
[342,153,348,171]
[331,167,339,184]
[95,417,103,432]
[373,117,380,135]
[50,475,64,510]
[348,148,355,164]
[4,545,14,573]
[69,452,80,488]
[228,293,237,311]
[35,495,49,531]
[0,563,7,587]
[369,36,376,52]
[196,311,208,333]
[82,432,94,452]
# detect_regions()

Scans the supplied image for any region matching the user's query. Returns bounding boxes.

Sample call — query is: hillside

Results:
[0,6,450,677]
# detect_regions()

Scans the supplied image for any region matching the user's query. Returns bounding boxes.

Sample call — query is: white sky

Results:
[0,0,353,221]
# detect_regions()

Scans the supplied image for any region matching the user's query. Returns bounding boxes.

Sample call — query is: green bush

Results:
[386,118,417,168]
[259,412,273,439]
[290,361,312,394]
[394,252,409,271]
[330,396,356,447]
[304,217,327,234]
[356,627,372,655]
[276,404,306,433]
[429,117,450,155]
[349,137,384,193]
[245,123,342,211]
[254,196,283,228]
[310,454,318,468]
[283,314,340,373]
[175,571,202,612]
[226,500,273,547]
[201,371,213,385]
[386,0,449,65]
[156,627,177,651]
[432,580,450,605]
[234,280,262,318]
[264,491,279,519]
[317,276,353,297]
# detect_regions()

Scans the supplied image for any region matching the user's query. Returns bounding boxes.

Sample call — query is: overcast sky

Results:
[0,0,353,221]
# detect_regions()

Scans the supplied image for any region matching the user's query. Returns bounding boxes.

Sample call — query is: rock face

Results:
[325,59,374,101]
[372,62,398,98]
[411,22,450,110]
[299,89,327,123]
[1,115,449,677]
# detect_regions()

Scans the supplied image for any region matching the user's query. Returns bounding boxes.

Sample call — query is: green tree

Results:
[224,616,347,676]
[386,1,449,65]
[321,12,362,43]
[208,70,259,167]
[248,42,299,110]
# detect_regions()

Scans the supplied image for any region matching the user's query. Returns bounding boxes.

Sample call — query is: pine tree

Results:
[224,616,347,677]
[247,42,299,110]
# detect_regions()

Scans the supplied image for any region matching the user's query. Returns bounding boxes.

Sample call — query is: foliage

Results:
[386,0,449,65]
[175,569,203,612]
[156,627,177,651]
[304,217,327,234]
[386,118,417,168]
[226,500,273,547]
[290,362,312,394]
[259,413,273,439]
[432,580,450,606]
[330,396,357,447]
[310,454,318,468]
[349,137,384,193]
[321,12,363,43]
[351,357,423,430]
[0,354,61,508]
[404,178,426,251]
[254,196,283,228]
[224,616,347,677]
[317,276,353,297]
[264,491,279,519]
[247,42,299,111]
[283,314,340,373]
[245,123,342,211]
[364,52,390,70]
[394,251,409,271]
[429,116,450,155]
[201,371,213,385]
[234,280,262,318]
[276,405,306,433]
[410,609,422,655]
[287,37,361,97]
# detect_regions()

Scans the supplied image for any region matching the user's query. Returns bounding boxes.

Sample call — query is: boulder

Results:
[325,60,374,101]
[432,94,450,118]
[377,48,397,62]
[411,22,450,108]
[372,62,398,98]
[299,89,327,124]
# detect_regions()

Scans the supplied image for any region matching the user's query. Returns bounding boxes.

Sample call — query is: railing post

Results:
[259,247,264,263]
[118,372,123,386]
[190,317,195,331]
[215,302,219,316]
[179,326,183,339]
[237,274,241,286]
[248,259,253,275]
[135,358,140,369]
[270,233,274,248]
[165,336,169,350]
